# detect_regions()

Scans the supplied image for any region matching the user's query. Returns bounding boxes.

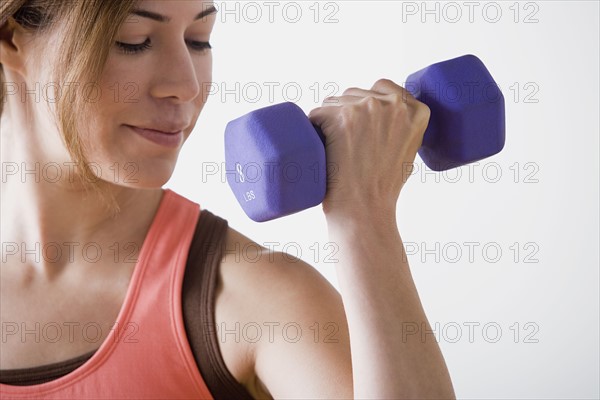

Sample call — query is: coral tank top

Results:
[0,189,214,399]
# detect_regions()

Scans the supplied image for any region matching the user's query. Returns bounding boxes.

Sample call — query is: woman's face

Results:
[68,0,216,188]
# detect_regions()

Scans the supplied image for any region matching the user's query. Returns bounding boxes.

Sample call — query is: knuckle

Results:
[390,100,409,120]
[417,103,431,131]
[339,104,356,121]
[413,101,430,121]
[363,95,381,111]
[419,102,431,120]
[401,88,417,102]
[373,78,394,89]
[342,87,360,96]
[389,92,403,103]
[323,96,339,105]
[390,92,409,109]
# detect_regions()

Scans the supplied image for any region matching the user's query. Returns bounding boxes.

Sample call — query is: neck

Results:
[1,111,165,281]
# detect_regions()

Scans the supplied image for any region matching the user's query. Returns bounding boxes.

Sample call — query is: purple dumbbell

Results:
[225,54,505,222]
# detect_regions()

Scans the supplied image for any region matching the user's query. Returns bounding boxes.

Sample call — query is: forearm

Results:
[326,205,455,399]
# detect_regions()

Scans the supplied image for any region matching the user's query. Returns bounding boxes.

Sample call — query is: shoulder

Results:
[217,224,353,399]
[220,225,339,304]
[219,225,346,328]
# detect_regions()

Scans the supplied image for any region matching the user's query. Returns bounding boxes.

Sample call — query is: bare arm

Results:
[326,205,455,399]
[250,78,455,399]
[247,211,454,399]
[310,78,456,398]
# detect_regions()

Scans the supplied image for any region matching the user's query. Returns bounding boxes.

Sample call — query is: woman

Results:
[0,1,455,398]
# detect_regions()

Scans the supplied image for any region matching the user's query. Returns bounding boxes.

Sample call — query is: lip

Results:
[125,125,184,148]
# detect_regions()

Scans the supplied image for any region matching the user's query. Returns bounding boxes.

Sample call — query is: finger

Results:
[308,94,363,126]
[309,90,386,126]
[321,94,364,107]
[370,78,416,101]
[307,105,333,128]
[344,85,416,106]
[341,87,386,98]
[370,78,404,93]
[307,99,350,129]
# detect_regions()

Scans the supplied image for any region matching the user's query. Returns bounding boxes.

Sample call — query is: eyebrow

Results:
[130,4,218,23]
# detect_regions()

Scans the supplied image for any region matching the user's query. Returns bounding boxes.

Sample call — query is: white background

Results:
[167,1,600,398]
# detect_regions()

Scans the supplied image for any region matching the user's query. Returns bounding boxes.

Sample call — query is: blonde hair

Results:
[1,0,138,215]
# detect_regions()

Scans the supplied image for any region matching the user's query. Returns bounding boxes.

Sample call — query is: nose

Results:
[149,41,205,103]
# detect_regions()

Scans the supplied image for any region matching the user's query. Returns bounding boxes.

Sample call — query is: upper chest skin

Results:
[0,226,270,398]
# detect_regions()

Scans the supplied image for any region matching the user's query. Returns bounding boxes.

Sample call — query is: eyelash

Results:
[115,38,212,54]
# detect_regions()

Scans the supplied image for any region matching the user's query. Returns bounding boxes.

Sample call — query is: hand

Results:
[308,78,431,218]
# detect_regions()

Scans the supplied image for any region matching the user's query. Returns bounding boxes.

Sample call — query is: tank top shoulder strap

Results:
[183,209,255,399]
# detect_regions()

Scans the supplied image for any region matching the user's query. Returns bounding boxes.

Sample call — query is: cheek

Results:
[77,110,117,160]
[93,55,148,142]
[100,55,148,106]
[77,112,148,185]
[78,71,135,165]
[82,87,128,156]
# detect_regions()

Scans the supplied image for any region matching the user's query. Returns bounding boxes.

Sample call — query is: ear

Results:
[0,17,26,75]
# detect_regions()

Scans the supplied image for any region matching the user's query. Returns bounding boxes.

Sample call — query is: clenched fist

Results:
[308,79,431,217]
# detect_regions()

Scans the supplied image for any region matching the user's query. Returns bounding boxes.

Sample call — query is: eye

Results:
[187,40,212,52]
[116,38,152,54]
[115,38,212,55]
